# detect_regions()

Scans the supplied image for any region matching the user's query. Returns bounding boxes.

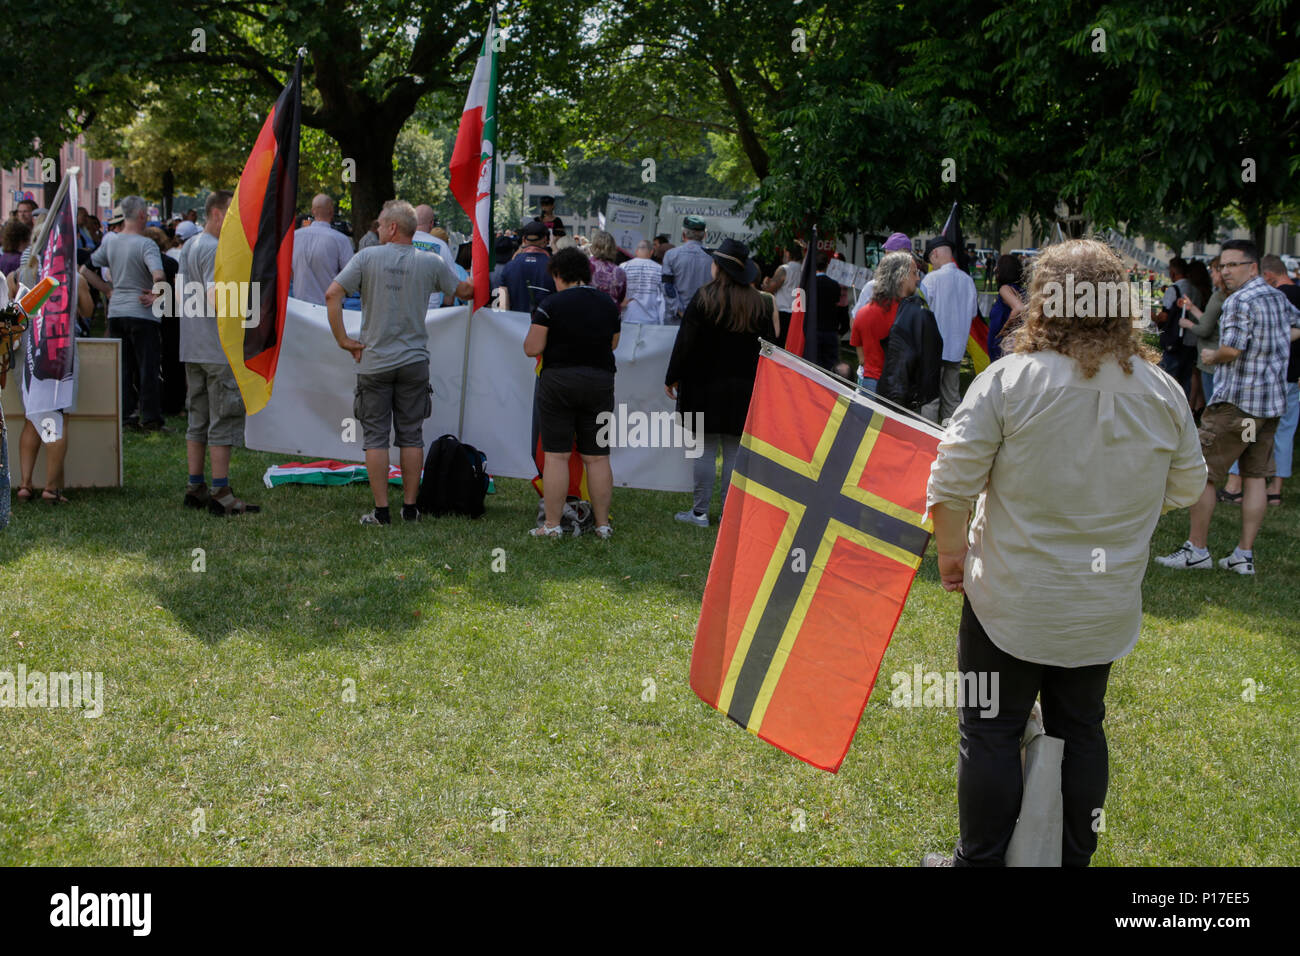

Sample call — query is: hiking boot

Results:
[1218,551,1254,575]
[1154,541,1212,570]
[675,509,708,527]
[184,482,210,509]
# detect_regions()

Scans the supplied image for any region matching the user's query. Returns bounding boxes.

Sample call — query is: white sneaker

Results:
[1218,552,1254,575]
[675,510,708,527]
[1154,541,1212,570]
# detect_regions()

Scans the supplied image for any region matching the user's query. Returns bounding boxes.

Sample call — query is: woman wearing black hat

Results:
[664,238,777,526]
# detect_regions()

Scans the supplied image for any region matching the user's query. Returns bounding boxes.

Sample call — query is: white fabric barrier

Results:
[245,299,695,492]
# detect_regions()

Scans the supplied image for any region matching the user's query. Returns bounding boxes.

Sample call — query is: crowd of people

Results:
[4,189,1299,565]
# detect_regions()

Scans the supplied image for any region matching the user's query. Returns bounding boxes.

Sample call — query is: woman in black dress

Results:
[664,238,777,526]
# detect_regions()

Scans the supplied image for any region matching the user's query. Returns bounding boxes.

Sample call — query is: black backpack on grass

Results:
[417,434,489,518]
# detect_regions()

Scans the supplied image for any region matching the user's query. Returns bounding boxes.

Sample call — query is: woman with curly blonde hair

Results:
[922,239,1207,867]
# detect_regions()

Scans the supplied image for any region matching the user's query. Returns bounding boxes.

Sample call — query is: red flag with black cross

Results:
[215,51,303,415]
[690,344,942,772]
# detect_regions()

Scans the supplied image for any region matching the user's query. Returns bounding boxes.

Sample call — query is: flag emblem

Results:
[691,345,941,771]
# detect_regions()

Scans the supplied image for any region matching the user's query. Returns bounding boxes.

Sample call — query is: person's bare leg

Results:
[1266,476,1282,497]
[1188,482,1216,549]
[209,444,231,482]
[18,420,38,490]
[400,446,422,506]
[365,448,390,508]
[187,439,207,479]
[42,435,68,493]
[1239,476,1267,551]
[582,454,613,526]
[542,451,569,527]
[1223,472,1242,495]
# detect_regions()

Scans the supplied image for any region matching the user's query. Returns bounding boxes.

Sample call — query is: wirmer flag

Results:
[690,345,943,772]
[215,52,303,415]
[450,12,499,312]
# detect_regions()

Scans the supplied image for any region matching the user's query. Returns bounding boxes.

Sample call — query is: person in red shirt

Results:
[850,251,919,393]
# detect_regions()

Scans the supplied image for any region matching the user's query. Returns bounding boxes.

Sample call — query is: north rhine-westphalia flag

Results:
[449,12,498,312]
[18,168,79,430]
[783,224,819,361]
[690,344,943,772]
[215,52,302,415]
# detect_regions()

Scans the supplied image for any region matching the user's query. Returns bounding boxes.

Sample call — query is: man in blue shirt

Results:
[661,215,713,325]
[495,220,555,312]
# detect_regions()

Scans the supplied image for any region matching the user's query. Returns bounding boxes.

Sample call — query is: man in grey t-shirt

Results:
[325,199,473,525]
[89,194,167,429]
[177,188,259,517]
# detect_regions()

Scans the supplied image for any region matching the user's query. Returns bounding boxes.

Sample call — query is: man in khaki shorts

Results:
[324,199,473,525]
[1157,240,1300,575]
[179,189,260,516]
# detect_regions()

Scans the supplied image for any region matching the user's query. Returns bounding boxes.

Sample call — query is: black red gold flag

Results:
[215,52,303,414]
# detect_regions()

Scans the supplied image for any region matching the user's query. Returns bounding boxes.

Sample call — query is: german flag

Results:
[690,344,942,772]
[215,53,303,415]
[529,358,588,500]
[967,315,990,373]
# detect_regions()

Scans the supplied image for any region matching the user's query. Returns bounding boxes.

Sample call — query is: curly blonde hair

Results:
[1005,238,1157,377]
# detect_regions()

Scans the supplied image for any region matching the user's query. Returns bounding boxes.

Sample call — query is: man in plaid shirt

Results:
[1157,240,1300,575]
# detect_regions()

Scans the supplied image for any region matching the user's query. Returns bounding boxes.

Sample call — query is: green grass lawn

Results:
[0,416,1296,865]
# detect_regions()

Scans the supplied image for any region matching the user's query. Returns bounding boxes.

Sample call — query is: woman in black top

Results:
[664,238,777,526]
[523,247,621,538]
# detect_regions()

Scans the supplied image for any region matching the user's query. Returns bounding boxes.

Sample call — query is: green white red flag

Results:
[449,13,499,311]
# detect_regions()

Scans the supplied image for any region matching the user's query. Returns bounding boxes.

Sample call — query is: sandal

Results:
[207,487,261,516]
[529,523,562,538]
[41,489,69,505]
[1267,493,1282,507]
[15,485,34,502]
[1216,489,1242,504]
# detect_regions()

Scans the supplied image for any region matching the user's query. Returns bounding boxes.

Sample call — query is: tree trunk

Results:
[333,124,400,244]
[713,64,769,182]
[1249,212,1268,255]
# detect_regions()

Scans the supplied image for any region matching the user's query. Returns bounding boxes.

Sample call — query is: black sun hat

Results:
[711,237,759,285]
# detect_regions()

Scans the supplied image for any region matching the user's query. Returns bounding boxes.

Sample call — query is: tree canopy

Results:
[4,0,1299,249]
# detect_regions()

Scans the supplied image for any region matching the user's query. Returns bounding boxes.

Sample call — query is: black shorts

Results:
[537,366,616,457]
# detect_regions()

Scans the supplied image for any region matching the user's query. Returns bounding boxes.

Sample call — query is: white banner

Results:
[604,193,656,253]
[245,300,696,492]
[657,195,762,247]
